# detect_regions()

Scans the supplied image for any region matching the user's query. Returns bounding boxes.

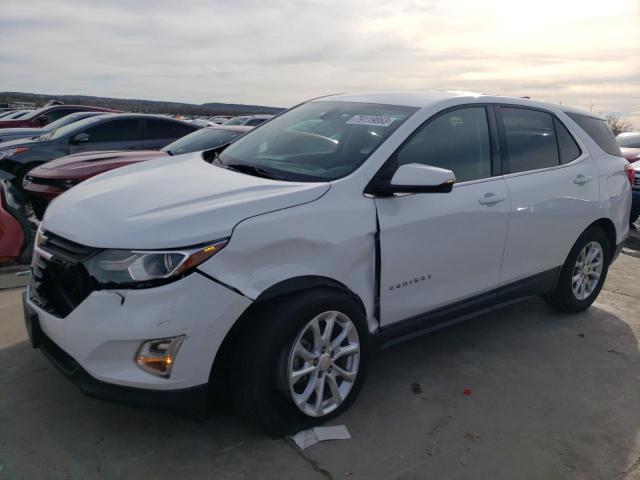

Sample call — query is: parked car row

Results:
[0,113,200,189]
[0,110,34,120]
[0,104,119,129]
[0,111,110,143]
[616,133,640,224]
[23,124,253,218]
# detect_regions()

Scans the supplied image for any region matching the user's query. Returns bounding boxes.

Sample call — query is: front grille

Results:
[634,176,640,189]
[26,176,64,187]
[30,232,101,317]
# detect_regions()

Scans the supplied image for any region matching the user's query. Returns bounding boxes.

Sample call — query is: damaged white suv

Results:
[24,92,632,434]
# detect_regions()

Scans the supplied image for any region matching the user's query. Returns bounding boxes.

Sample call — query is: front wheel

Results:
[545,227,611,313]
[231,288,370,435]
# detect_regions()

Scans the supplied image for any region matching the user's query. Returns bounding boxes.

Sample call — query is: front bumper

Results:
[24,271,252,410]
[22,179,66,201]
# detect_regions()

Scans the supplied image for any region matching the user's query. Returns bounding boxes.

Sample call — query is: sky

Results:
[1,0,639,127]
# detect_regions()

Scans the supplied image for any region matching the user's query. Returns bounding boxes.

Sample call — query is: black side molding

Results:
[375,267,561,349]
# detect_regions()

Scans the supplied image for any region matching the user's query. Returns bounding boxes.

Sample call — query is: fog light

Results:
[136,336,184,377]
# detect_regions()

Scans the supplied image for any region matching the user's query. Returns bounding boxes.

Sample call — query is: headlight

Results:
[83,238,228,287]
[0,147,30,160]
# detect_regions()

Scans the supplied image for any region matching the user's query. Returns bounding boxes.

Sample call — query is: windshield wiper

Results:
[224,162,291,181]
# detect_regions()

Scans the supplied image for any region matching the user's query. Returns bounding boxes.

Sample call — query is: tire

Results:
[545,227,611,313]
[231,288,370,436]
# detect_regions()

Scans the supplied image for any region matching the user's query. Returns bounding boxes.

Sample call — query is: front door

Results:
[374,106,510,326]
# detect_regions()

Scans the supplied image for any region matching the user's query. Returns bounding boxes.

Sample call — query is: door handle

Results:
[573,174,592,185]
[478,193,506,205]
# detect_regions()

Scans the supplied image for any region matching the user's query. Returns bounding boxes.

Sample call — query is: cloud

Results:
[0,0,638,121]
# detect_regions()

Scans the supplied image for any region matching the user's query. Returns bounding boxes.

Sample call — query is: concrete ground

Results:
[1,242,640,479]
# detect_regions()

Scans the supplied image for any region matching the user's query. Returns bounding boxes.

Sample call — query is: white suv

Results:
[24,92,632,434]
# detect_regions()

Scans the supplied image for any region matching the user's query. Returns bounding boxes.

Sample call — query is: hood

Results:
[0,127,45,139]
[0,119,34,129]
[33,150,167,179]
[43,153,330,249]
[621,147,640,163]
[0,136,49,150]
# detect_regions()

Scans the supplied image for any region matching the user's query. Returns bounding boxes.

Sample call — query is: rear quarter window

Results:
[567,113,621,157]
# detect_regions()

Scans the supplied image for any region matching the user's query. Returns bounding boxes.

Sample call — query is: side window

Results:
[554,118,581,164]
[387,107,492,183]
[501,107,559,173]
[566,113,622,157]
[144,119,195,139]
[83,119,140,143]
[245,118,266,126]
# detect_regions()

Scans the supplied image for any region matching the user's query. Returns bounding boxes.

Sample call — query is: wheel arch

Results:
[207,275,367,397]
[586,217,617,256]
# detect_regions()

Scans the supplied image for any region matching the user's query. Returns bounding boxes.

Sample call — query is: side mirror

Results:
[70,132,89,144]
[37,117,49,126]
[373,163,456,196]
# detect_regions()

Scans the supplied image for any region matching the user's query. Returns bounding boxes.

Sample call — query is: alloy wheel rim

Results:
[287,311,360,417]
[572,241,604,301]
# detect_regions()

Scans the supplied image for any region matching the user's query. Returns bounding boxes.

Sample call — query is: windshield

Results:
[18,107,49,121]
[218,101,417,181]
[617,133,640,148]
[224,116,249,126]
[44,112,108,131]
[163,128,243,155]
[43,116,105,141]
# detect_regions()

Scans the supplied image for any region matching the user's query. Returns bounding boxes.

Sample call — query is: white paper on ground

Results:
[290,425,351,450]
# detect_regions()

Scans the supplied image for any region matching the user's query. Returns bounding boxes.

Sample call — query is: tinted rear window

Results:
[567,113,621,156]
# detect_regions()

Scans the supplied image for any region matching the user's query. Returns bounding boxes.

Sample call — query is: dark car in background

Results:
[0,104,119,129]
[23,125,252,218]
[0,114,199,189]
[0,111,111,144]
[617,132,640,164]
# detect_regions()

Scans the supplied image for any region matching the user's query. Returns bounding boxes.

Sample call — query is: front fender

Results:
[198,191,379,332]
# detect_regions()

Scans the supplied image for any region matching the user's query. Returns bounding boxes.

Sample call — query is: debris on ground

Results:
[464,432,481,440]
[290,425,351,450]
[410,382,422,394]
[463,388,472,396]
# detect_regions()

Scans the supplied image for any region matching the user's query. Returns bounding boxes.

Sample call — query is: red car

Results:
[23,125,252,218]
[0,104,119,129]
[0,179,33,264]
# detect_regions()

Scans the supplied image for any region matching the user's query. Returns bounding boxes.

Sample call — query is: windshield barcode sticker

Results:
[346,115,396,127]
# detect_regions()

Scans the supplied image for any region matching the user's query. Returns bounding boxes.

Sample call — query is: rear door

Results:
[497,106,600,287]
[375,105,510,326]
[140,118,197,150]
[67,117,143,153]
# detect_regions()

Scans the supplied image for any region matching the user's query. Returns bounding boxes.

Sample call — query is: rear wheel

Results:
[545,227,611,313]
[231,288,369,435]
